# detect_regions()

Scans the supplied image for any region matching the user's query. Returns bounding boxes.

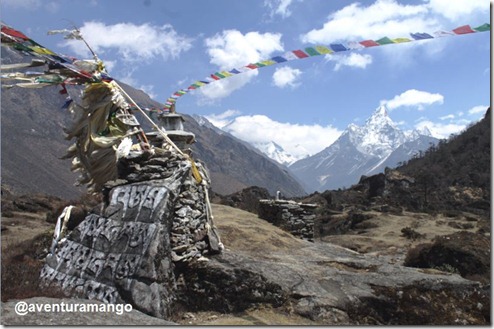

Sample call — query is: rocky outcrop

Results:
[202,241,489,325]
[258,199,317,241]
[40,149,222,319]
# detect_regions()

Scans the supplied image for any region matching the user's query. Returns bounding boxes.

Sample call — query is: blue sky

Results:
[1,0,490,158]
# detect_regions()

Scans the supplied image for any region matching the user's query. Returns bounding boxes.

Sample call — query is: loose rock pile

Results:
[40,149,222,319]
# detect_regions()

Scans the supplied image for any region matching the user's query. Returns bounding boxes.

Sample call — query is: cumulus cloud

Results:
[200,30,284,101]
[380,89,444,111]
[264,0,294,19]
[61,21,193,62]
[300,0,436,44]
[325,53,373,71]
[299,0,488,69]
[206,110,342,157]
[427,0,488,22]
[272,66,302,88]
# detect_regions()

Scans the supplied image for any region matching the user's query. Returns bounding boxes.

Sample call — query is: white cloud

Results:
[439,114,455,120]
[272,66,302,88]
[325,53,372,71]
[415,120,466,139]
[207,112,342,157]
[205,109,242,128]
[381,89,444,111]
[300,0,437,44]
[200,30,284,101]
[264,0,294,19]
[61,21,193,62]
[298,0,488,66]
[427,0,488,21]
[468,105,489,115]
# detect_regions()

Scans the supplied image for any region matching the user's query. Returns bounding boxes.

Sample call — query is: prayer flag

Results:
[315,46,333,54]
[453,25,475,34]
[360,40,380,47]
[304,47,320,56]
[410,32,433,40]
[292,50,309,58]
[473,23,490,32]
[376,37,394,45]
[329,44,347,52]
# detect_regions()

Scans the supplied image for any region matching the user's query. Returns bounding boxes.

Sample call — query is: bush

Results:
[401,227,425,240]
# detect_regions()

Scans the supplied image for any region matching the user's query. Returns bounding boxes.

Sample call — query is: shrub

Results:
[401,227,425,240]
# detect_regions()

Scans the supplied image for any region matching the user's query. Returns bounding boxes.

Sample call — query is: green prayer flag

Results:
[376,37,395,45]
[473,23,490,32]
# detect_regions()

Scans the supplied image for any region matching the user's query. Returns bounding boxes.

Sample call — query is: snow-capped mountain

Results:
[289,105,439,192]
[251,141,300,166]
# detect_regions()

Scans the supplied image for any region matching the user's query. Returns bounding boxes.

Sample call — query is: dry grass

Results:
[318,211,482,256]
[211,203,307,257]
[1,212,65,302]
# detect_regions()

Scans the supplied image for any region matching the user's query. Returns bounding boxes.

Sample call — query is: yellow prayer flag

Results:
[315,46,333,54]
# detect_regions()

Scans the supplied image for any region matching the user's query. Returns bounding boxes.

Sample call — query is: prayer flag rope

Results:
[162,23,490,111]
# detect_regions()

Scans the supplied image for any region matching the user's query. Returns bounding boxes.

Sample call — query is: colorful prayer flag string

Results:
[162,23,490,111]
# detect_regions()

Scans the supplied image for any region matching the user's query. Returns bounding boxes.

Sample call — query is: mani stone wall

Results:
[258,199,317,241]
[40,149,222,319]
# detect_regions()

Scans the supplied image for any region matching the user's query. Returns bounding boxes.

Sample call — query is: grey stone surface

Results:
[194,242,489,324]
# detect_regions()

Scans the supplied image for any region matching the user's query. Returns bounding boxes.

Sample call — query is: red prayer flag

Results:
[453,25,475,34]
[360,40,380,47]
[1,25,29,40]
[292,50,309,58]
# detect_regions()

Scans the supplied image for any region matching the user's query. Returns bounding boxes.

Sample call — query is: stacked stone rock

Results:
[258,199,317,241]
[40,148,222,319]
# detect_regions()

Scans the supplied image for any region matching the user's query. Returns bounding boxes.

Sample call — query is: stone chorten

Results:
[40,118,223,319]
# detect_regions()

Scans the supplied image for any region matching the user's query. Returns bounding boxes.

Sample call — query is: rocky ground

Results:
[1,189,490,325]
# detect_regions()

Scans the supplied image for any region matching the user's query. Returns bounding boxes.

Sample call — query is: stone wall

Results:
[258,199,317,241]
[40,149,222,319]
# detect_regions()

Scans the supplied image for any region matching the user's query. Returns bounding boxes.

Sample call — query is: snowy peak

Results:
[416,126,432,137]
[349,105,406,159]
[364,105,395,129]
[289,105,438,192]
[252,141,299,166]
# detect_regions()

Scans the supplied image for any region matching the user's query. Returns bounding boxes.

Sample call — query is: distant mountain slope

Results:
[1,47,306,198]
[1,48,83,199]
[289,106,438,192]
[395,107,491,212]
